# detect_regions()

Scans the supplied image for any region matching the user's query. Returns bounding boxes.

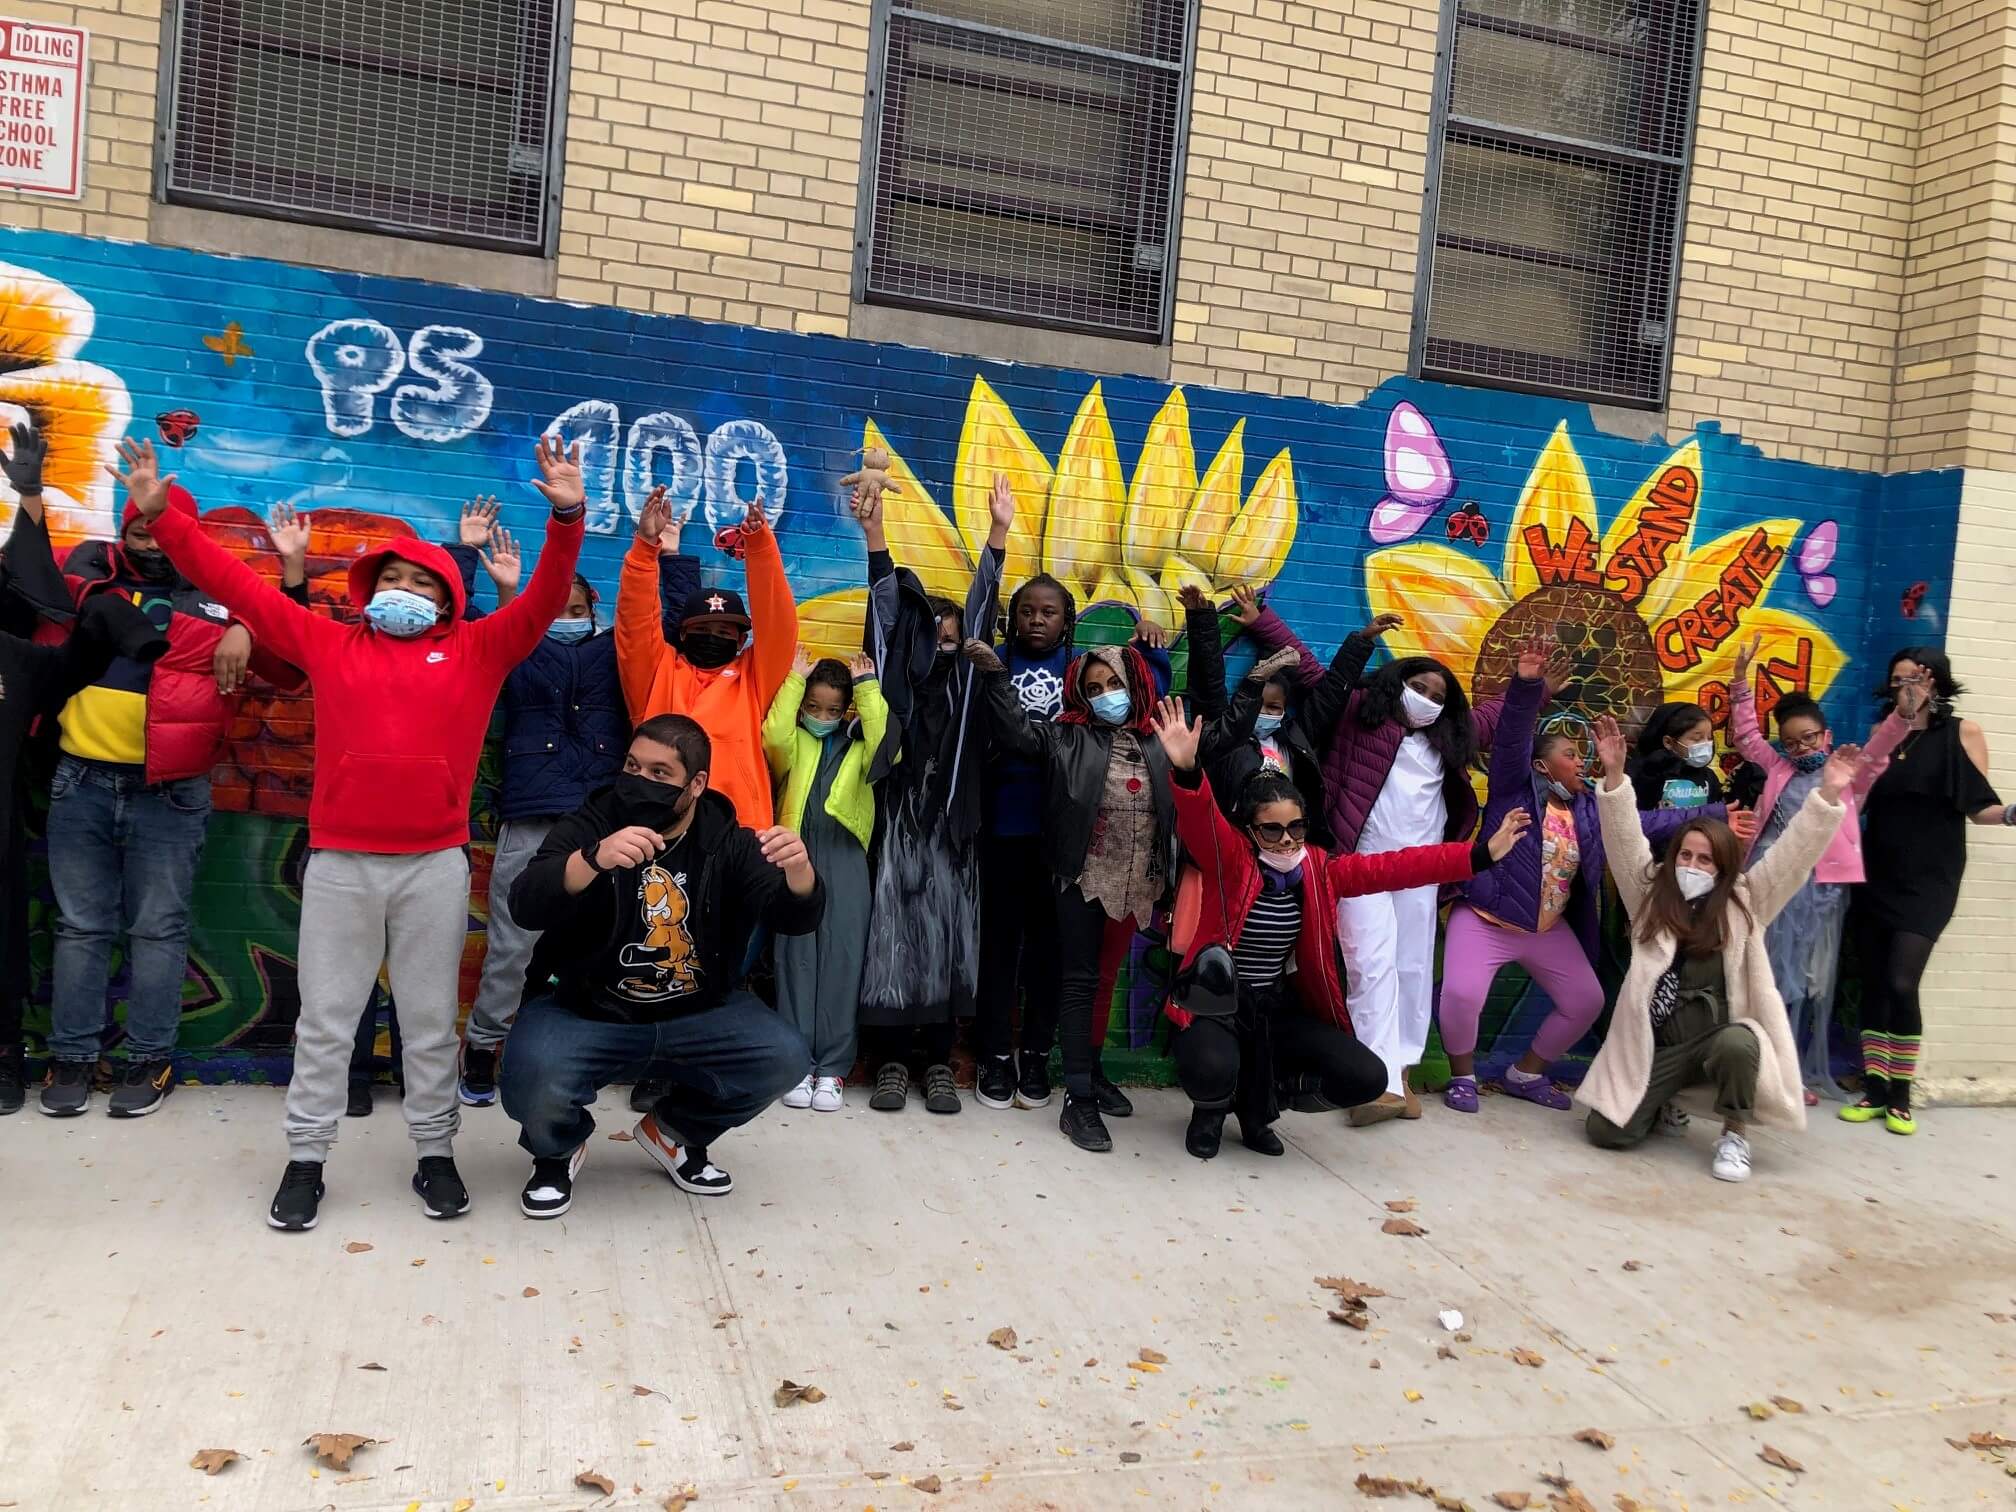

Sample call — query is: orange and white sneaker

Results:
[633,1113,734,1195]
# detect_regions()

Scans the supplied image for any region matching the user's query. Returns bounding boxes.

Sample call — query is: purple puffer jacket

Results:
[1463,672,1723,964]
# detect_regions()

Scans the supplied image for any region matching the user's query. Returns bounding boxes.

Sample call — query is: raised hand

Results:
[962,637,1005,675]
[1230,585,1262,627]
[531,435,586,513]
[0,420,46,497]
[791,645,813,680]
[1134,615,1171,651]
[1819,742,1868,803]
[458,495,500,548]
[1487,807,1532,860]
[1541,644,1575,699]
[1514,635,1553,683]
[108,437,176,519]
[847,651,876,681]
[1247,646,1302,684]
[1362,611,1405,640]
[1149,695,1200,771]
[1176,583,1210,613]
[1731,632,1762,691]
[1592,713,1628,780]
[637,483,673,546]
[989,473,1015,536]
[595,825,664,871]
[743,494,768,533]
[268,502,311,567]
[481,524,522,594]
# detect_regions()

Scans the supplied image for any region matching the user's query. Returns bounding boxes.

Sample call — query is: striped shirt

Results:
[1233,882,1303,985]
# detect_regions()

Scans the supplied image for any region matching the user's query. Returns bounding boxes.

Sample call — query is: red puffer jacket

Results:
[1165,768,1479,1033]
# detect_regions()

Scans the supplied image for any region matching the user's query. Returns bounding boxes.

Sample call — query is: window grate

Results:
[860,1,1194,342]
[1416,0,1702,407]
[161,0,564,253]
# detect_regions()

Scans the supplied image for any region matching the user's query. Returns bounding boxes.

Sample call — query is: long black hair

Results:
[1635,700,1712,760]
[1355,656,1474,769]
[1877,644,1963,718]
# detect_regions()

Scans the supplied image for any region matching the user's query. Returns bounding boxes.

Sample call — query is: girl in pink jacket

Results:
[1726,635,1905,1102]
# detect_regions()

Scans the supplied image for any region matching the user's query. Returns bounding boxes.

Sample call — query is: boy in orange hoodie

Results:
[616,491,797,829]
[111,435,586,1232]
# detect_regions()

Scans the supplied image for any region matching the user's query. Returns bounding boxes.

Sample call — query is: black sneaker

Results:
[107,1058,175,1118]
[39,1059,92,1117]
[1239,1119,1285,1156]
[412,1156,471,1219]
[975,1055,1016,1110]
[868,1061,910,1112]
[346,1082,374,1117]
[923,1063,961,1115]
[634,1113,734,1194]
[630,1076,670,1112]
[1015,1054,1052,1110]
[520,1144,587,1219]
[268,1160,326,1230]
[1092,1072,1134,1119]
[1059,1094,1112,1153]
[1185,1107,1225,1160]
[459,1043,498,1107]
[0,1048,24,1115]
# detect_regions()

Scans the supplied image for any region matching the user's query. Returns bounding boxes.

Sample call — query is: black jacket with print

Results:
[512,783,824,1023]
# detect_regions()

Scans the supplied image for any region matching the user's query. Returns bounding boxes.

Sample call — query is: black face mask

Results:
[683,631,741,669]
[614,772,689,833]
[125,547,174,582]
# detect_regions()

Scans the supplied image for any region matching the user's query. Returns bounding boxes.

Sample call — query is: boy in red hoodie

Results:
[111,435,587,1231]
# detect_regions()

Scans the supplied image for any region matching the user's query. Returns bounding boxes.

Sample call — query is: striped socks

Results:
[1862,1031,1922,1111]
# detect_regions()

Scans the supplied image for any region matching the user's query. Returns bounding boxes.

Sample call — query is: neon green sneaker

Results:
[1838,1101,1884,1124]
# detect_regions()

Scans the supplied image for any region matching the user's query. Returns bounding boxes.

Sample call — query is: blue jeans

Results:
[46,757,211,1062]
[499,990,807,1159]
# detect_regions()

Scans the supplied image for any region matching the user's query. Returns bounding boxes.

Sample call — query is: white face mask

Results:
[1400,685,1443,729]
[1675,866,1717,901]
[1678,739,1714,768]
[1257,845,1307,874]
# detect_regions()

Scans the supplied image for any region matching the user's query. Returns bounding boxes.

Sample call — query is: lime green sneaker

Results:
[1838,1101,1884,1124]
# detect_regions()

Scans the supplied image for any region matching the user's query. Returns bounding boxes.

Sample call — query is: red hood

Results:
[1055,643,1158,732]
[347,537,468,628]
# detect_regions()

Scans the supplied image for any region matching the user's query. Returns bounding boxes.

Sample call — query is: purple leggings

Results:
[1437,904,1605,1064]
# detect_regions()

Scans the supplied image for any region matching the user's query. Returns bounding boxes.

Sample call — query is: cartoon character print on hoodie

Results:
[609,832,703,1003]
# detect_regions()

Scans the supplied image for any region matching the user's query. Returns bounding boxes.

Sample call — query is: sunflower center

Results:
[1472,585,1666,738]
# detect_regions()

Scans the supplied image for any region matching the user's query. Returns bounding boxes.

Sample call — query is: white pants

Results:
[1336,883,1440,1097]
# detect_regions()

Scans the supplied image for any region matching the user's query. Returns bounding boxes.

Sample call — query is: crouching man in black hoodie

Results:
[501,712,822,1217]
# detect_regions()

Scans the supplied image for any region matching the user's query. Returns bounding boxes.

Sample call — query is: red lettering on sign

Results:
[1650,527,1787,672]
[1522,516,1602,587]
[1603,465,1698,606]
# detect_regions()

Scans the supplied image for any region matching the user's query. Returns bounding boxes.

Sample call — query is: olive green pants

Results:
[1586,1022,1759,1150]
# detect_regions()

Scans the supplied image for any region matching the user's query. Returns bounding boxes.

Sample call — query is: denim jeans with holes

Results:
[45,756,210,1063]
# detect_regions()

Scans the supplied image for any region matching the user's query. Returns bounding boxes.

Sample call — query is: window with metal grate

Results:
[1414,0,1704,408]
[859,0,1195,343]
[160,0,566,254]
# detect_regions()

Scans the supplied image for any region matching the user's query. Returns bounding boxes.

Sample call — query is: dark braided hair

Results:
[1236,771,1305,827]
[1007,572,1076,649]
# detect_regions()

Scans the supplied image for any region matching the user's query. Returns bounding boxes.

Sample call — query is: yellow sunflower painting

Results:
[1365,421,1846,744]
[798,375,1298,658]
[0,260,132,543]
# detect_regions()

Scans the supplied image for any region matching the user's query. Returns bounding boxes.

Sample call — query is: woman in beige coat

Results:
[1575,714,1873,1182]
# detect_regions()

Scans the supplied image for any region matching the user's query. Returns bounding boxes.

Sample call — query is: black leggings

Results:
[1173,1011,1386,1127]
[973,834,1059,1061]
[1853,917,1935,1109]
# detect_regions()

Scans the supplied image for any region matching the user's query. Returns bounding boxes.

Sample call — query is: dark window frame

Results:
[155,0,571,257]
[855,1,1200,344]
[1410,0,1705,408]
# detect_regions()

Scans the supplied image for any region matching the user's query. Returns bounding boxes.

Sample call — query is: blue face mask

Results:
[1788,748,1829,773]
[800,714,841,739]
[546,616,595,645]
[364,587,439,637]
[1089,689,1131,726]
[1253,712,1285,738]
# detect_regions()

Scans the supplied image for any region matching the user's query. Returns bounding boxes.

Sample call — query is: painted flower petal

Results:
[1180,420,1245,567]
[0,260,95,373]
[1123,387,1196,573]
[1364,544,1513,693]
[1655,517,1802,626]
[0,358,132,537]
[1368,494,1439,546]
[795,587,869,663]
[953,376,1052,589]
[1804,572,1837,608]
[1798,519,1838,575]
[860,418,972,601]
[1664,605,1846,710]
[1215,448,1297,586]
[1159,555,1215,600]
[1122,565,1173,629]
[1503,422,1598,603]
[1599,439,1702,622]
[1384,400,1452,506]
[1042,383,1126,603]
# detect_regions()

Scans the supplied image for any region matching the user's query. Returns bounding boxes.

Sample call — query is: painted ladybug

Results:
[155,409,201,447]
[1901,581,1928,619]
[713,524,749,561]
[1445,502,1489,546]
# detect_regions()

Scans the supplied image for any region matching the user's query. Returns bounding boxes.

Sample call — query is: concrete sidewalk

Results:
[2,1086,2011,1511]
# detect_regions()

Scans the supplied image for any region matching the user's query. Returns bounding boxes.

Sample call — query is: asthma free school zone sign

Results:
[0,18,86,199]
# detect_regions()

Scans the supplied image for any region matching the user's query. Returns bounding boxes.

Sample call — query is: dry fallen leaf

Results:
[914,1474,943,1494]
[1615,1498,1645,1512]
[575,1470,616,1495]
[1355,1474,1407,1498]
[1437,1345,1457,1360]
[303,1433,377,1469]
[1770,1396,1804,1414]
[609,1130,634,1141]
[1742,1401,1775,1420]
[1385,1199,1416,1213]
[1330,1309,1371,1331]
[1539,1470,1572,1491]
[1138,1346,1167,1364]
[521,1286,539,1298]
[1758,1445,1804,1473]
[1969,1431,2016,1448]
[1620,1261,1642,1272]
[1548,1490,1598,1512]
[1381,1217,1427,1237]
[451,1500,474,1512]
[987,1327,1018,1351]
[773,1379,826,1407]
[1572,1428,1613,1450]
[1491,1495,1531,1510]
[1316,1276,1390,1303]
[890,1441,914,1452]
[344,1242,373,1254]
[1511,1348,1545,1368]
[189,1449,240,1476]
[1432,1493,1470,1512]
[1404,1389,1424,1402]
[662,1487,698,1511]
[1119,1451,1142,1463]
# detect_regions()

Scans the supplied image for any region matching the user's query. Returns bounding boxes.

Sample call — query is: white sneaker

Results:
[1655,1101,1691,1137]
[811,1075,843,1113]
[1711,1131,1751,1182]
[781,1075,814,1110]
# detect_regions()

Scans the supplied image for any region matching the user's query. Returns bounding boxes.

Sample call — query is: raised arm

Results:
[617,487,680,718]
[1726,679,1780,774]
[1743,747,1857,921]
[1231,587,1325,689]
[850,653,890,759]
[1592,715,1655,918]
[1484,642,1559,804]
[1300,620,1388,743]
[739,500,800,706]
[1852,710,1907,801]
[466,440,588,663]
[763,653,809,779]
[1327,839,1476,899]
[1179,586,1228,720]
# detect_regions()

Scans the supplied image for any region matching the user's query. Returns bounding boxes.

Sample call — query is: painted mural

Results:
[0,229,1961,1080]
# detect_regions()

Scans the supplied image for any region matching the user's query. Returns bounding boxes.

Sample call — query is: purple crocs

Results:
[1442,1076,1480,1113]
[1499,1073,1572,1111]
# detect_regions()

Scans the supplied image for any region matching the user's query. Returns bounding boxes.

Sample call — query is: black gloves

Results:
[0,421,45,497]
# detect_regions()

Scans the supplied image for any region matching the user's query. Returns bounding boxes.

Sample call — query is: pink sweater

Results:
[1729,686,1905,884]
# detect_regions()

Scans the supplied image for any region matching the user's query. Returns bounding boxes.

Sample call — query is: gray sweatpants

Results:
[465,818,554,1049]
[286,847,471,1162]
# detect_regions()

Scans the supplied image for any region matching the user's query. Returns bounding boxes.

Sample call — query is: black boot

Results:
[1239,1118,1284,1156]
[0,1046,24,1115]
[1185,1107,1225,1160]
